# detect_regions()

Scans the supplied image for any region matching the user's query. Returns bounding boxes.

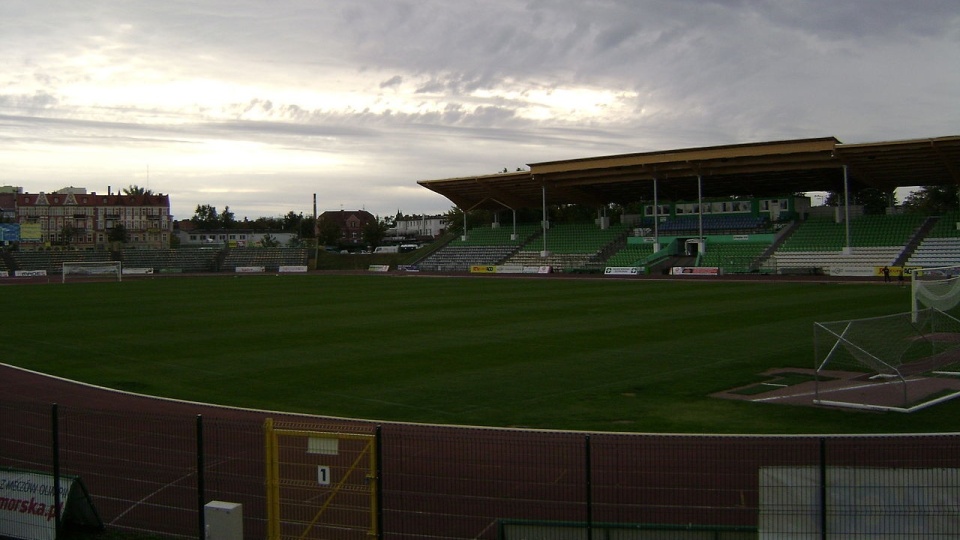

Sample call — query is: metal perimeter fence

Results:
[2,399,959,540]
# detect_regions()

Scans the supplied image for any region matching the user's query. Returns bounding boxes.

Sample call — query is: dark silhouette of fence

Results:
[2,366,959,539]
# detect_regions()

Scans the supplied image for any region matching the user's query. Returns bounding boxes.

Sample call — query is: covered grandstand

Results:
[417,136,960,275]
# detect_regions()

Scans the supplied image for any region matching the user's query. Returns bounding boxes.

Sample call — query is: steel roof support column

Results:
[843,165,851,253]
[541,183,550,257]
[697,173,704,252]
[653,177,660,251]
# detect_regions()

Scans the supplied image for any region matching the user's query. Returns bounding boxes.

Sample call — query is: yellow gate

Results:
[264,419,378,540]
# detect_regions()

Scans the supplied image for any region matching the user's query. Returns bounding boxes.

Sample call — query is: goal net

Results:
[912,264,960,317]
[62,261,122,283]
[814,308,960,411]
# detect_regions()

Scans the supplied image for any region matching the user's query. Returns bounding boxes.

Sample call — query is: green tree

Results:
[858,188,892,214]
[286,235,303,248]
[220,206,236,229]
[251,216,283,230]
[298,216,316,239]
[192,204,219,230]
[317,217,342,246]
[60,224,76,247]
[260,233,280,247]
[362,217,388,249]
[824,188,892,214]
[123,185,153,196]
[902,185,960,215]
[444,207,494,236]
[272,212,317,241]
[108,223,129,244]
[282,211,302,232]
[553,204,597,223]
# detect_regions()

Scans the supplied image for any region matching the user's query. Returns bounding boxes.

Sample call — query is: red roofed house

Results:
[317,209,377,247]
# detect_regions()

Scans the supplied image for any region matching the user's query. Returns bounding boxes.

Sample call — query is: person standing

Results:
[882,266,890,282]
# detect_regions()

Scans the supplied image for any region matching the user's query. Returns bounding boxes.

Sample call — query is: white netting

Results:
[62,261,122,282]
[814,308,960,409]
[913,266,960,313]
[816,308,960,376]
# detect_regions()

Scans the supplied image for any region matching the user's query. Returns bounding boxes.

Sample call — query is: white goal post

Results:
[62,261,122,283]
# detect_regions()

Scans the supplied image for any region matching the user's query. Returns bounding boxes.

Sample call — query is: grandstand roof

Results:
[418,135,960,211]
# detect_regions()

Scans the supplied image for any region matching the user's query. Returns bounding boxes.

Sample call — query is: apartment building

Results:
[14,187,172,250]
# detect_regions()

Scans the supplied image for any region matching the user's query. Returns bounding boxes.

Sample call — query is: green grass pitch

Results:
[3,273,953,434]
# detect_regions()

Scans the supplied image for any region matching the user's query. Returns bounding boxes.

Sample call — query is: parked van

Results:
[373,245,399,254]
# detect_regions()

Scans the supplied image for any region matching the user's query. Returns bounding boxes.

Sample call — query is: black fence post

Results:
[585,434,592,540]
[375,425,384,540]
[52,403,61,540]
[197,415,205,540]
[819,437,827,540]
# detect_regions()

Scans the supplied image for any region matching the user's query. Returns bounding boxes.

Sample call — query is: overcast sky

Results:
[1,1,958,221]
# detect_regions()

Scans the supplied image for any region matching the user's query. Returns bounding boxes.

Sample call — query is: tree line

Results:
[190,204,317,238]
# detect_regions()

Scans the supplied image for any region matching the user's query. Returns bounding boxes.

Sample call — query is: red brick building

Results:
[14,188,172,250]
[317,210,377,247]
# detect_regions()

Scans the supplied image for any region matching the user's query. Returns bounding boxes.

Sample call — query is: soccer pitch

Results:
[4,273,954,434]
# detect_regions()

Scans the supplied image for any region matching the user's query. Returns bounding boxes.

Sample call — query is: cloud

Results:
[0,91,60,111]
[0,0,958,221]
[379,75,403,89]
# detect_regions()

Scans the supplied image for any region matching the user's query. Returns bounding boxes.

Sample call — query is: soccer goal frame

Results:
[814,307,960,411]
[62,261,123,283]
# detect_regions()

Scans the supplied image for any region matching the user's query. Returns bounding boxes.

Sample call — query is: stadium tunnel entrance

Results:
[683,238,702,256]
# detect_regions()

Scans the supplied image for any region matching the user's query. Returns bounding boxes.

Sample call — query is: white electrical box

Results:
[205,500,243,540]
